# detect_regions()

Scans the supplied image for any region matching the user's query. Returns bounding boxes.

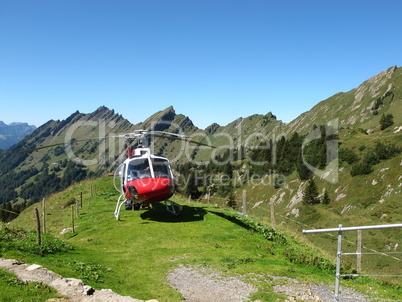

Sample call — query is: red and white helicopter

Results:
[22,130,213,220]
[112,130,208,220]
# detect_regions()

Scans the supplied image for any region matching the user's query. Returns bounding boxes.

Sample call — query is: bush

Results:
[374,142,400,160]
[363,150,380,165]
[350,162,374,176]
[339,147,359,165]
[380,113,394,130]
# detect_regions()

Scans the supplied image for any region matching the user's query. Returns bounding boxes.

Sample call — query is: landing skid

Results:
[164,200,183,216]
[114,194,125,220]
[114,196,183,220]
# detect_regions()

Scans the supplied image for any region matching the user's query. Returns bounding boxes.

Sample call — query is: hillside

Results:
[275,65,402,137]
[0,121,36,149]
[4,177,401,301]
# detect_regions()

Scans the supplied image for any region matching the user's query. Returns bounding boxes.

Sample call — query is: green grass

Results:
[0,268,63,302]
[3,176,401,301]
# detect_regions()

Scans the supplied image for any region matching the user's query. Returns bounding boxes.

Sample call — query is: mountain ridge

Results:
[0,121,36,150]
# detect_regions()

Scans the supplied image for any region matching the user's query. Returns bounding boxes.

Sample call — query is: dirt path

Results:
[167,265,372,302]
[1,258,373,301]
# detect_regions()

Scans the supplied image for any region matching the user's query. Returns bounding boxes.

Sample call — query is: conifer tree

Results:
[322,189,330,205]
[226,185,237,209]
[302,179,320,205]
[183,168,200,200]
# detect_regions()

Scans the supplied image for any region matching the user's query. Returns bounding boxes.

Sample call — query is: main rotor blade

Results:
[151,131,216,148]
[21,142,69,153]
[20,130,216,153]
[20,136,123,153]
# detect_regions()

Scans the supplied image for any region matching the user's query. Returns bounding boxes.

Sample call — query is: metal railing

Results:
[302,223,402,301]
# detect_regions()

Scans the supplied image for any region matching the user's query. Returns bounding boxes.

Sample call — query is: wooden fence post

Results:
[34,208,41,246]
[242,190,247,215]
[71,205,75,233]
[76,200,79,218]
[42,198,46,234]
[270,201,276,230]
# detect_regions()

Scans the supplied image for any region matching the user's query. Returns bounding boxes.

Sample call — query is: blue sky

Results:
[1,0,401,129]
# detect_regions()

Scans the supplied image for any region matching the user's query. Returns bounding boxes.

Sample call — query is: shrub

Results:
[374,142,400,160]
[363,150,380,165]
[339,147,359,165]
[380,113,394,130]
[350,162,374,176]
[62,197,76,209]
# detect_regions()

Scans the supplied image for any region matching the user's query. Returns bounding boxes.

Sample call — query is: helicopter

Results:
[21,130,214,220]
[111,130,213,220]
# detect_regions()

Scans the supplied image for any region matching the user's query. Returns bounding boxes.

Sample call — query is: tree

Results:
[296,162,312,180]
[322,189,330,205]
[380,113,394,130]
[226,185,237,210]
[302,179,320,205]
[183,168,201,200]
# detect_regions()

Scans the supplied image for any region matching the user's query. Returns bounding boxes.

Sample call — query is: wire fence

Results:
[303,224,402,302]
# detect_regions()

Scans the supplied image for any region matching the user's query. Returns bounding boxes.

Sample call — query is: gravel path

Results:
[1,258,390,301]
[167,265,257,302]
[167,265,375,302]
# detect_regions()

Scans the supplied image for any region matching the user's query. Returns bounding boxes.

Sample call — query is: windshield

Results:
[126,158,151,181]
[152,158,172,178]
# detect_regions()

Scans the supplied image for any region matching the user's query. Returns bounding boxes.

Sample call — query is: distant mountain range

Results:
[0,121,36,149]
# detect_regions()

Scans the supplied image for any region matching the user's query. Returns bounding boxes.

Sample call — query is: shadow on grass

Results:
[207,210,252,231]
[140,203,207,223]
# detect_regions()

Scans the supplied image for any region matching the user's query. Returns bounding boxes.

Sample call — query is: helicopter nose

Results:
[128,185,139,200]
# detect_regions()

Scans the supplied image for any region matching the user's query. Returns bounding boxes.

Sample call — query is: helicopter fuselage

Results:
[114,148,175,207]
[124,177,174,205]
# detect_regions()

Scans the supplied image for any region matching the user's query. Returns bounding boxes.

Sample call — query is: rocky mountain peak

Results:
[138,106,177,131]
[0,121,37,149]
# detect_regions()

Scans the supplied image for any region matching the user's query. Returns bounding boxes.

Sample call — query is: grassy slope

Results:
[0,268,63,302]
[279,66,402,137]
[210,127,402,280]
[3,177,401,301]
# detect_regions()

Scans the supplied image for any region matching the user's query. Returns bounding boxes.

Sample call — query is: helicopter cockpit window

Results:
[152,158,172,178]
[126,158,151,181]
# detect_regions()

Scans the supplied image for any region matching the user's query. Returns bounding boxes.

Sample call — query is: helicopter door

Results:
[113,163,125,193]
